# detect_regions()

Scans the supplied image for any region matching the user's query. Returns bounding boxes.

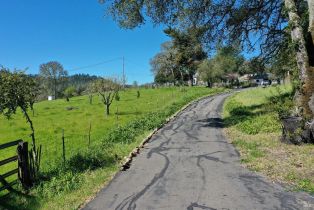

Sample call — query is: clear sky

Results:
[0,0,170,84]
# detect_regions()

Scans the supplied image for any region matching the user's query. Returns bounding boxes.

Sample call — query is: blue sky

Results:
[0,0,170,84]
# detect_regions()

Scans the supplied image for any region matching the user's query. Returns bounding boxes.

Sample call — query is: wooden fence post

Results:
[116,106,119,125]
[17,141,32,189]
[88,122,91,147]
[62,129,65,164]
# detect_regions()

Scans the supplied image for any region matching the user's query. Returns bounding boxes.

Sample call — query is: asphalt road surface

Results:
[84,93,314,210]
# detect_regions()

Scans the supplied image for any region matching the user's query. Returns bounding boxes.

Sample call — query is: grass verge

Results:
[223,85,314,194]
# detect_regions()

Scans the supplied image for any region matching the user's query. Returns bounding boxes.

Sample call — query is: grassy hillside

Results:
[223,85,314,194]
[0,86,225,210]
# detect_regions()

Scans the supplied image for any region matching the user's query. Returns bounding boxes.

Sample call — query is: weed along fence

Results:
[0,139,33,195]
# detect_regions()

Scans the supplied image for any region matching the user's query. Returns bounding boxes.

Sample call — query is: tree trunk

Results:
[180,70,184,84]
[106,104,110,115]
[207,80,211,88]
[307,0,314,117]
[89,94,93,104]
[190,77,194,86]
[21,108,36,150]
[171,69,175,86]
[105,95,111,116]
[285,0,314,119]
[308,0,314,40]
[54,78,57,99]
[21,107,40,174]
[281,0,314,144]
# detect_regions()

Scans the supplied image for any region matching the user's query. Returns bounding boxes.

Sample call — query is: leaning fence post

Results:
[62,129,65,164]
[88,122,91,147]
[17,141,32,189]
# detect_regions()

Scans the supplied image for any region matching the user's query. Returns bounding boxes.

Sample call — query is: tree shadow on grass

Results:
[197,118,225,128]
[66,151,118,173]
[0,190,40,210]
[40,149,118,181]
[223,91,292,129]
[224,104,266,126]
[196,104,268,130]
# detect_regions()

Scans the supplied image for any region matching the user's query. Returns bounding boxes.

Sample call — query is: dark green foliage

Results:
[137,90,140,99]
[63,86,76,102]
[67,74,99,92]
[151,28,207,85]
[115,92,120,101]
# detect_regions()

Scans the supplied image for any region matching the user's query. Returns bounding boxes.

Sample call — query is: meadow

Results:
[0,86,225,210]
[223,85,314,194]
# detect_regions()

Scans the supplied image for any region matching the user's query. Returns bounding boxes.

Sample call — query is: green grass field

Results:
[223,85,314,194]
[0,86,225,210]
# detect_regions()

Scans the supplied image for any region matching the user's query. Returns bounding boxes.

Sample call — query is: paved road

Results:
[84,93,314,210]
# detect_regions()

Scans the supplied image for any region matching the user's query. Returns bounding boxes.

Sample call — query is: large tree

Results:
[164,27,207,85]
[39,61,68,99]
[100,0,314,142]
[151,28,207,85]
[150,41,178,85]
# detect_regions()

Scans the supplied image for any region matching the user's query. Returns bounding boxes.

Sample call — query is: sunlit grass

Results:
[223,85,314,194]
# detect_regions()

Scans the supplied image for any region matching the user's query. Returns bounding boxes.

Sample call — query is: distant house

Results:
[251,73,272,86]
[193,72,207,86]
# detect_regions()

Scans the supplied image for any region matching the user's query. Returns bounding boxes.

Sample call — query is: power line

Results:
[124,58,148,69]
[67,57,123,72]
[66,57,153,81]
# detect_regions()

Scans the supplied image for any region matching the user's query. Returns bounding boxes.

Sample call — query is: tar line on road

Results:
[83,93,314,210]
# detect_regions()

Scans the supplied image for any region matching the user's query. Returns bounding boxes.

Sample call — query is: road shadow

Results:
[197,118,224,128]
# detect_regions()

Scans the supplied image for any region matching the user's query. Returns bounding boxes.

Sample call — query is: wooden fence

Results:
[0,139,32,194]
